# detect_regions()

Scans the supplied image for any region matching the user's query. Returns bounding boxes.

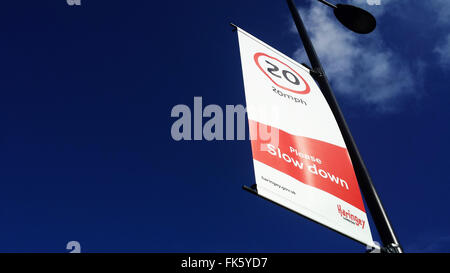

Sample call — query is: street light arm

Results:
[317,0,337,9]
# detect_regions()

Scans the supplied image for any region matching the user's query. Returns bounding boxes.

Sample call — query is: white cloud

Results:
[429,0,450,24]
[292,3,416,112]
[434,34,450,68]
[428,1,450,69]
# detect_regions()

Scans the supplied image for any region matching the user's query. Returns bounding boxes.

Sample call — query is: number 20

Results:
[265,60,300,86]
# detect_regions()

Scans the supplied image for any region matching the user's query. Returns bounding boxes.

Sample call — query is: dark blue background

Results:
[0,0,449,252]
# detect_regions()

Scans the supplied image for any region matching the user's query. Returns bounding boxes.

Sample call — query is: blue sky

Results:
[0,0,449,253]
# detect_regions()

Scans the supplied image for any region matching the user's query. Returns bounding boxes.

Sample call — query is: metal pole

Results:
[286,0,403,253]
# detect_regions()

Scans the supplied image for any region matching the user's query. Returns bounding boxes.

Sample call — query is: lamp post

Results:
[286,0,403,253]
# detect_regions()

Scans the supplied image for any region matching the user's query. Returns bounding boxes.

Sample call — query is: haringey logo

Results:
[337,204,366,229]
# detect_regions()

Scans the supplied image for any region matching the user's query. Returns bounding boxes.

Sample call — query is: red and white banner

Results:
[236,27,376,248]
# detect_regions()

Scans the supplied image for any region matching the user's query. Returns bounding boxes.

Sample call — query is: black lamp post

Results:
[286,0,402,253]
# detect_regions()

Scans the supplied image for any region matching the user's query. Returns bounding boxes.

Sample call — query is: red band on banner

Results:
[249,120,365,212]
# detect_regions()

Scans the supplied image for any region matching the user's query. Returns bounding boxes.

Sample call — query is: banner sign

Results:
[236,27,376,248]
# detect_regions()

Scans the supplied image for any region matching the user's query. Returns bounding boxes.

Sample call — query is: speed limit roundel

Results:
[254,52,310,95]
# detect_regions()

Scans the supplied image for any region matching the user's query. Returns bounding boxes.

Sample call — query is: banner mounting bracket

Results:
[230,22,238,32]
[301,63,323,78]
[242,184,258,195]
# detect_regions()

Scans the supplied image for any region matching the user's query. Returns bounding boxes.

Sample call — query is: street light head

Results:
[333,4,376,34]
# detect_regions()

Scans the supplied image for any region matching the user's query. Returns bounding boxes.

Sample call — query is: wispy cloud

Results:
[429,0,450,69]
[434,34,450,68]
[430,0,450,24]
[407,234,450,253]
[292,2,420,112]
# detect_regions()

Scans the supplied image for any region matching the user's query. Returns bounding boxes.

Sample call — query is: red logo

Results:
[254,52,310,95]
[337,204,366,229]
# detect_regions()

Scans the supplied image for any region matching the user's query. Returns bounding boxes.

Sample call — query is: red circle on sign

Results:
[254,52,310,95]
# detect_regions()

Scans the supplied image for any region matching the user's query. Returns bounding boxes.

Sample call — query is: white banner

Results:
[236,27,377,248]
